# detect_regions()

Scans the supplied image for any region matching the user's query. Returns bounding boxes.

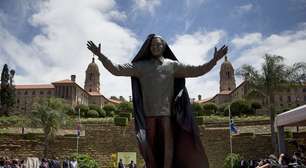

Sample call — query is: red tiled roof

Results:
[88,92,101,96]
[52,79,74,84]
[15,84,54,89]
[107,98,122,104]
[218,90,232,95]
[194,97,213,104]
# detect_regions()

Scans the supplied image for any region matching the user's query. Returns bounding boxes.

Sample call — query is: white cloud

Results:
[238,4,253,12]
[170,31,226,99]
[231,33,262,49]
[0,0,139,99]
[231,3,254,17]
[132,0,161,14]
[233,28,306,71]
[170,31,225,64]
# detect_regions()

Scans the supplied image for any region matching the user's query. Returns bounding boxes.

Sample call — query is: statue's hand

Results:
[213,45,228,62]
[87,41,102,57]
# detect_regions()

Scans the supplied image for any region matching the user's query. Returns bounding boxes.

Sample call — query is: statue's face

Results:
[150,37,165,57]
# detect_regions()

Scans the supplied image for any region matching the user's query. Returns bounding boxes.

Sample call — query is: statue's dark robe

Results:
[131,34,209,168]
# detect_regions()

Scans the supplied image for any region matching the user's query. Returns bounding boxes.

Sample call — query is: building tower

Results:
[85,57,100,93]
[219,56,236,92]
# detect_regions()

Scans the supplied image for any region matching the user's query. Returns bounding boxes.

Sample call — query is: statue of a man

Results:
[87,34,227,168]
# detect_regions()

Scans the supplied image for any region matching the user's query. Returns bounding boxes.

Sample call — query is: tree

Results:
[117,102,133,113]
[119,96,126,102]
[236,54,306,154]
[0,64,16,116]
[31,98,68,157]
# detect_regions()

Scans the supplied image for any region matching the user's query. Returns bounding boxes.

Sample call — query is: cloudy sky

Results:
[0,0,306,100]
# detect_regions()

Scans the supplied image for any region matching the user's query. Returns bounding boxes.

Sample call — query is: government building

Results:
[196,56,306,112]
[14,58,120,113]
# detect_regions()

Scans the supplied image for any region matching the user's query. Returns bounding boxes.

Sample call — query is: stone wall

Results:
[0,122,302,168]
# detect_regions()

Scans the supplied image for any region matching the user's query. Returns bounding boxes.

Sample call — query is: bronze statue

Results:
[87,34,227,168]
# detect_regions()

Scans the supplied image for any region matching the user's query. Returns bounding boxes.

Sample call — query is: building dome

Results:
[220,56,234,70]
[86,57,99,74]
[85,57,100,93]
[219,56,236,92]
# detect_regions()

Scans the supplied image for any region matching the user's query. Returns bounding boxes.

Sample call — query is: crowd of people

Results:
[240,152,306,168]
[118,159,136,168]
[0,157,77,168]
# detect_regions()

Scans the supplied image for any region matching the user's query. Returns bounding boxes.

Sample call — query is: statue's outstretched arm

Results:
[87,41,139,77]
[174,45,228,78]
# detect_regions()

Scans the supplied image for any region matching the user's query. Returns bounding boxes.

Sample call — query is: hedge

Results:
[103,104,117,116]
[89,104,103,116]
[230,99,253,116]
[114,117,128,126]
[202,103,218,115]
[195,116,205,125]
[87,110,99,118]
[119,112,132,121]
[192,103,203,113]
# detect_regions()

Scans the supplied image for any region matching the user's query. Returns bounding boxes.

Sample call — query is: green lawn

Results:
[202,115,269,123]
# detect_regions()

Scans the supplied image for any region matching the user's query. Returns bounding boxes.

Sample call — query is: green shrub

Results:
[230,99,252,116]
[76,104,89,117]
[87,110,99,118]
[65,106,76,116]
[192,111,198,117]
[195,116,205,125]
[202,103,218,115]
[72,154,98,168]
[103,104,117,116]
[108,111,115,117]
[99,110,106,118]
[119,112,132,121]
[0,115,22,126]
[197,111,206,116]
[224,153,241,168]
[114,117,128,126]
[218,103,230,116]
[192,103,203,113]
[117,102,133,113]
[251,102,261,110]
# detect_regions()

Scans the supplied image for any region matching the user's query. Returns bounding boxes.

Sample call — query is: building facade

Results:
[196,56,306,112]
[14,58,120,113]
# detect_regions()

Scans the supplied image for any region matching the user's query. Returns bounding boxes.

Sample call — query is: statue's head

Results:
[150,35,165,58]
[132,34,177,63]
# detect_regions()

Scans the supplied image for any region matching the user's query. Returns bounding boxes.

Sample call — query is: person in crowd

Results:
[39,158,48,168]
[278,153,291,166]
[19,160,26,168]
[256,159,271,168]
[118,159,125,168]
[11,159,19,168]
[49,157,60,168]
[128,160,136,168]
[69,157,77,168]
[0,157,4,168]
[62,157,69,168]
